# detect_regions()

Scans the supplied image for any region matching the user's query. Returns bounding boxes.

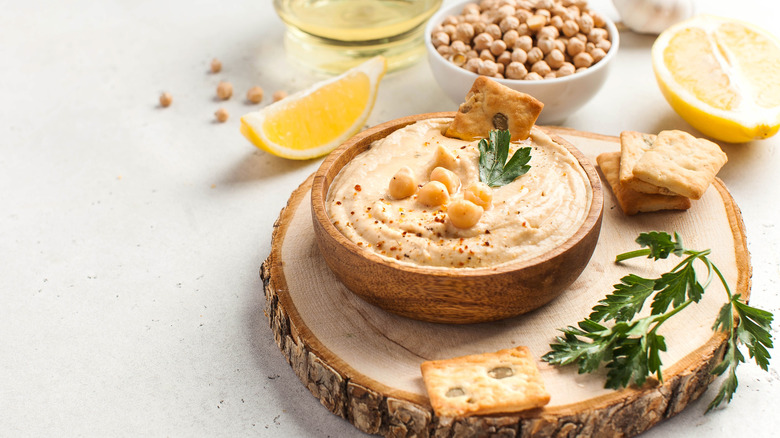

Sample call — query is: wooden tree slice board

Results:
[261,127,750,437]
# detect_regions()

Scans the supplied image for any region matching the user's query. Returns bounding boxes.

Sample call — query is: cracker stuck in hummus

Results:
[326,118,592,268]
[445,76,543,141]
[420,346,550,418]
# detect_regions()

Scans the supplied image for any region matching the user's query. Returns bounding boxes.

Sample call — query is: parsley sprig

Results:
[478,130,531,187]
[542,231,773,412]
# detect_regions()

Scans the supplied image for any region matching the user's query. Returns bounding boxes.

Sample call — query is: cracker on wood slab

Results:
[597,152,691,215]
[618,131,676,196]
[632,130,728,200]
[445,76,543,142]
[420,346,550,418]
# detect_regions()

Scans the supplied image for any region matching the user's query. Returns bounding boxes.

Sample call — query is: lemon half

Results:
[652,15,780,143]
[241,56,387,159]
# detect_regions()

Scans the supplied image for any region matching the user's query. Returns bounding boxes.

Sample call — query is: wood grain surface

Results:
[261,128,750,437]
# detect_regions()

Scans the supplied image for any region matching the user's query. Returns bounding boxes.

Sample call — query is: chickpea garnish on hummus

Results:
[326,77,592,269]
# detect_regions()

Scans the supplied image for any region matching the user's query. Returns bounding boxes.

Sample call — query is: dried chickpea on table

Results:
[430,0,611,80]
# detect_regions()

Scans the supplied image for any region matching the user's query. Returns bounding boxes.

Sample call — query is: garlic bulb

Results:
[612,0,695,34]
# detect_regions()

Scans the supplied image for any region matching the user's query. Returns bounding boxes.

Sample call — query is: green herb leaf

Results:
[590,274,656,323]
[636,231,685,260]
[650,259,703,315]
[544,231,774,413]
[478,129,531,187]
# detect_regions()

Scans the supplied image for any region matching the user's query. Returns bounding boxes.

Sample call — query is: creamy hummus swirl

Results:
[326,118,592,268]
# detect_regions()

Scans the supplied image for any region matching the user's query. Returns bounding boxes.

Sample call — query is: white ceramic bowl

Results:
[425,1,620,124]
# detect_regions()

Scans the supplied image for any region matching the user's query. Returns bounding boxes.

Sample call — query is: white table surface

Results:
[2,0,779,436]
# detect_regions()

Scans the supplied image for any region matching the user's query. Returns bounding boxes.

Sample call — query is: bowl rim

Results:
[424,0,620,87]
[311,112,603,278]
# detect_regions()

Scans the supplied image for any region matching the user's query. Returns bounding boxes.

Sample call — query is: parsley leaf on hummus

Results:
[478,129,532,187]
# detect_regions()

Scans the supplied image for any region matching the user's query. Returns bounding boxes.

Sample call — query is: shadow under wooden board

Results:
[261,126,750,437]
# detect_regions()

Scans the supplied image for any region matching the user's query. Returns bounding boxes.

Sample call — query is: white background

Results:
[2,0,778,436]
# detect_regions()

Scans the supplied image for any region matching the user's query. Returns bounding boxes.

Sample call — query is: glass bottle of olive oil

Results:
[274,0,442,73]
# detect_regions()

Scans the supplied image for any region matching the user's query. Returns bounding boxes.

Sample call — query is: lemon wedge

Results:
[652,15,780,143]
[240,56,386,160]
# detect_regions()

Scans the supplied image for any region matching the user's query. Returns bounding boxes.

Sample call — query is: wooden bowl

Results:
[311,112,603,324]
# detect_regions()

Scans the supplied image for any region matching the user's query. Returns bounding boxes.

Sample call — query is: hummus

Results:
[326,118,592,268]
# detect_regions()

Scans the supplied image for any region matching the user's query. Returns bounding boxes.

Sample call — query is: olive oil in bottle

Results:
[273,0,442,73]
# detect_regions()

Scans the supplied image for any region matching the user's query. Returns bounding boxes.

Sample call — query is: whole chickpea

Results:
[525,71,544,80]
[516,23,531,36]
[573,51,594,68]
[478,59,499,76]
[214,108,229,123]
[437,44,454,57]
[510,48,528,64]
[545,49,565,69]
[451,40,468,54]
[159,92,172,107]
[432,31,450,48]
[463,2,481,15]
[550,16,564,31]
[418,181,450,207]
[597,38,611,52]
[497,5,516,21]
[246,86,264,104]
[577,13,593,34]
[556,62,576,77]
[272,90,288,102]
[453,22,475,42]
[553,37,566,53]
[473,21,487,34]
[502,29,520,47]
[496,51,512,66]
[210,58,222,73]
[531,60,552,76]
[591,11,606,28]
[562,19,579,37]
[489,39,507,56]
[464,57,482,72]
[505,61,528,79]
[567,36,585,56]
[430,167,461,194]
[442,15,459,26]
[588,28,608,44]
[434,145,459,170]
[538,25,559,40]
[465,49,479,59]
[526,46,544,64]
[479,49,496,62]
[389,167,417,199]
[442,24,457,37]
[590,47,607,62]
[464,182,493,210]
[500,15,520,33]
[485,23,502,40]
[537,37,555,55]
[473,33,494,51]
[515,35,533,52]
[515,8,532,24]
[448,199,484,229]
[216,81,233,100]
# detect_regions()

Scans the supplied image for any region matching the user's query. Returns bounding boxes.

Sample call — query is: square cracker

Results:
[618,131,675,196]
[597,152,691,215]
[632,130,728,200]
[445,76,543,141]
[420,346,550,418]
